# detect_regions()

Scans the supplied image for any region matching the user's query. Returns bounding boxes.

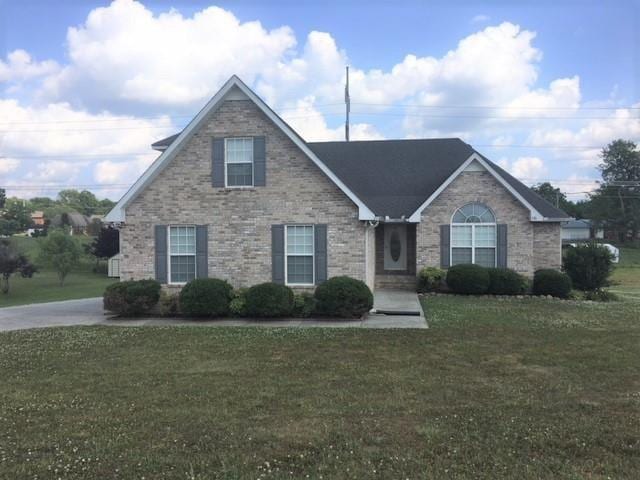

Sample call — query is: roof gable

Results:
[105,76,375,222]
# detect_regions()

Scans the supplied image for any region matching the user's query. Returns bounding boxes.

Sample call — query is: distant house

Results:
[561,219,604,243]
[51,212,90,235]
[30,211,45,226]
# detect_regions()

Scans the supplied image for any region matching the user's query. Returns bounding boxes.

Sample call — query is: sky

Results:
[0,0,639,202]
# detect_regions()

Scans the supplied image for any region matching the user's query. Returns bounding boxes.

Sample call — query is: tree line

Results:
[0,189,116,236]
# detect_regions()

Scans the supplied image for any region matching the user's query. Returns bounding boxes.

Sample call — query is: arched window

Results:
[451,203,497,267]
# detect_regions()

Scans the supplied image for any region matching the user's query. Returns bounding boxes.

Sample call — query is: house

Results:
[51,212,90,235]
[561,219,604,243]
[105,76,570,291]
[30,211,45,226]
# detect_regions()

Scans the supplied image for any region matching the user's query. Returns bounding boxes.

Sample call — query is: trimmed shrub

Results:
[446,264,490,294]
[314,276,373,318]
[179,278,233,317]
[417,267,446,293]
[487,268,528,295]
[293,292,317,318]
[103,279,161,316]
[229,288,248,317]
[563,243,613,291]
[533,269,572,298]
[245,283,294,318]
[158,291,180,317]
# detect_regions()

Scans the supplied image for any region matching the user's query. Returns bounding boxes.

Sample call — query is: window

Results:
[225,137,253,187]
[168,225,196,283]
[451,203,496,268]
[286,225,314,285]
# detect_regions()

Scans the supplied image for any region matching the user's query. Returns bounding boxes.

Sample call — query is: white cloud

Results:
[281,96,383,141]
[498,156,548,182]
[526,103,640,167]
[0,158,20,174]
[0,49,60,83]
[41,0,296,110]
[0,98,172,197]
[471,14,491,24]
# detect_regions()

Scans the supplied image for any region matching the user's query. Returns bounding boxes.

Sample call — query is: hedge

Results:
[103,279,161,316]
[179,278,234,317]
[314,276,373,318]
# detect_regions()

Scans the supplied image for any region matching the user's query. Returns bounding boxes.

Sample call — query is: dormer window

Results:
[225,137,254,187]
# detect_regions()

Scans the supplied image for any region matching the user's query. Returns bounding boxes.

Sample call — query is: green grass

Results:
[610,246,640,301]
[1,236,116,308]
[0,270,116,307]
[1,295,639,478]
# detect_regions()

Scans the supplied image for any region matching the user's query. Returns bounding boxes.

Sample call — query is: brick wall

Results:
[416,170,560,277]
[533,222,562,271]
[121,99,366,288]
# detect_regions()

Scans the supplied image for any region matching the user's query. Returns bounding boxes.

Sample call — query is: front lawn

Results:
[0,236,116,307]
[1,295,638,478]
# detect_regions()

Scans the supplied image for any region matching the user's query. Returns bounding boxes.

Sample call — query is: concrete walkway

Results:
[369,289,427,327]
[0,296,427,332]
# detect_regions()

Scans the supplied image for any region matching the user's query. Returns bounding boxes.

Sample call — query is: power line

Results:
[0,103,345,127]
[351,102,640,111]
[1,110,638,133]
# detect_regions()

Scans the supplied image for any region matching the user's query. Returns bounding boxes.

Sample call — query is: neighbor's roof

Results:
[563,219,592,229]
[152,132,569,220]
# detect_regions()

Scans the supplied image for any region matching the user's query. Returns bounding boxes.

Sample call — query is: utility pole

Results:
[345,65,350,142]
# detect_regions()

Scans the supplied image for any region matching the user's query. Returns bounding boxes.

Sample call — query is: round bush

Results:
[417,267,446,293]
[533,269,572,298]
[446,264,490,294]
[293,292,317,318]
[179,278,233,317]
[103,279,161,316]
[229,288,248,317]
[314,276,373,318]
[487,268,528,295]
[563,243,613,291]
[245,283,294,318]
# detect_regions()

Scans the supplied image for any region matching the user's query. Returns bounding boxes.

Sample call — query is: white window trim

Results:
[167,225,197,285]
[450,223,497,267]
[450,204,497,268]
[224,137,254,188]
[284,224,315,287]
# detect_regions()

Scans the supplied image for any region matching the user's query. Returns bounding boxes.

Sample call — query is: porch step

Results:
[374,274,417,291]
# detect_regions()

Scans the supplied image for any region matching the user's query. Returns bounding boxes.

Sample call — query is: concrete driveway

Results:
[0,297,107,332]
[0,294,427,332]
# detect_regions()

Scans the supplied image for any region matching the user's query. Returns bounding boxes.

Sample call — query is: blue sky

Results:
[1,0,639,200]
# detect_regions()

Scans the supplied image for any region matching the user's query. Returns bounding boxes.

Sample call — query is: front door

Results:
[384,224,407,271]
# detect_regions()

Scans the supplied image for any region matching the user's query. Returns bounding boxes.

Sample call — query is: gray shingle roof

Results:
[152,133,569,220]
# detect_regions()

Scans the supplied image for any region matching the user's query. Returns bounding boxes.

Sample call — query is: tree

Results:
[0,239,36,294]
[0,188,5,209]
[87,226,119,266]
[2,198,32,232]
[588,139,640,242]
[531,182,582,218]
[38,229,81,286]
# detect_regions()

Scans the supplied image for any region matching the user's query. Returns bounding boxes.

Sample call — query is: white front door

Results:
[384,224,407,270]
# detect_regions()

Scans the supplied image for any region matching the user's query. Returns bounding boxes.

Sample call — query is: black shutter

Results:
[196,225,208,278]
[314,224,327,284]
[272,225,285,284]
[154,225,167,283]
[497,224,508,268]
[212,138,225,187]
[440,225,450,269]
[253,136,266,186]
